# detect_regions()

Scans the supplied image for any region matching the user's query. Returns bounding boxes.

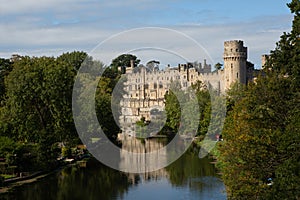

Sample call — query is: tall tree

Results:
[110,54,140,71]
[57,51,88,71]
[0,58,13,102]
[95,76,121,141]
[218,1,300,199]
[164,83,181,133]
[0,56,76,169]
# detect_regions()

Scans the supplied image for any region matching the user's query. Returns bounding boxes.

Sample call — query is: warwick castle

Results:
[118,40,262,136]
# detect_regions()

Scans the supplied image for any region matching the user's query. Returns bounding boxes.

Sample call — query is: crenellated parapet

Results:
[118,40,255,136]
[223,40,248,92]
[223,40,247,59]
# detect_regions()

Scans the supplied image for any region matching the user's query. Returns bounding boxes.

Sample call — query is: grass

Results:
[1,174,16,179]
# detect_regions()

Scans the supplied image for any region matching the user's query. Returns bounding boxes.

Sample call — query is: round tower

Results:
[223,40,247,91]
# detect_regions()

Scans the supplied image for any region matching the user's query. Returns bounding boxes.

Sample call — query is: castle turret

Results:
[261,54,269,68]
[223,40,247,91]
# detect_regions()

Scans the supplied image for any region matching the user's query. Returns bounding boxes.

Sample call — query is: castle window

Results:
[144,84,149,89]
[159,84,163,89]
[191,75,194,79]
[183,75,186,79]
[231,63,233,68]
[237,73,239,78]
[136,93,138,97]
[236,49,238,52]
[154,83,157,89]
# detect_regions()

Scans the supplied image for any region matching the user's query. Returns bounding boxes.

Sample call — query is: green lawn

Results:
[1,174,16,179]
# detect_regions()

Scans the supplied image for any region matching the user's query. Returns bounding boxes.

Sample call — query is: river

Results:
[0,138,226,200]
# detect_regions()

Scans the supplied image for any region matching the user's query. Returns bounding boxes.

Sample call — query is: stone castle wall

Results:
[118,40,252,136]
[223,40,248,91]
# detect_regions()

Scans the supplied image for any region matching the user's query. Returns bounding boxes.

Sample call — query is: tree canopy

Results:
[0,58,13,102]
[218,1,300,199]
[110,54,140,70]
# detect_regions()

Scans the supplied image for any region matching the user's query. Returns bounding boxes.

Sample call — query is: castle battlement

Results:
[224,40,245,48]
[201,70,221,76]
[223,40,247,59]
[118,40,255,136]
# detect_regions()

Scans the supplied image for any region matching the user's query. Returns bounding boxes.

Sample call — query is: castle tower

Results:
[223,40,247,91]
[261,54,269,68]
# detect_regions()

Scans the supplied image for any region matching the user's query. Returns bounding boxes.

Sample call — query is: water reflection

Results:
[1,137,226,200]
[1,159,131,200]
[119,136,168,173]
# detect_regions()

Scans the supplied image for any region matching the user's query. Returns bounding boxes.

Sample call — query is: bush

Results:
[62,147,72,158]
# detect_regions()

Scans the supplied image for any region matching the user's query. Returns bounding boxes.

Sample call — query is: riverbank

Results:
[0,171,53,193]
[0,145,227,200]
[0,155,90,194]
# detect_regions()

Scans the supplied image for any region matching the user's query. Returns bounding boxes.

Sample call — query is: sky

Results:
[0,0,293,68]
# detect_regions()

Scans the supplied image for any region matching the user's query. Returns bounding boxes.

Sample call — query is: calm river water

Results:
[1,138,226,200]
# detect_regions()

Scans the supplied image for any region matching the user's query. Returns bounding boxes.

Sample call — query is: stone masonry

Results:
[118,40,254,136]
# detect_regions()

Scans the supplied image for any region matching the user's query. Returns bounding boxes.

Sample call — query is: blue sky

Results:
[0,0,293,68]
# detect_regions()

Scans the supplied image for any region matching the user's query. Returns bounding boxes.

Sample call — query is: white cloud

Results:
[0,0,77,15]
[176,15,292,67]
[0,1,293,68]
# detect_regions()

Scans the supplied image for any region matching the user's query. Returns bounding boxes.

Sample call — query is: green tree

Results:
[0,58,13,102]
[95,80,120,141]
[192,81,211,136]
[73,57,123,143]
[264,0,300,89]
[214,62,223,70]
[135,117,148,138]
[0,136,17,167]
[218,1,300,199]
[219,78,299,199]
[1,56,76,169]
[164,88,181,133]
[110,54,140,72]
[57,51,88,71]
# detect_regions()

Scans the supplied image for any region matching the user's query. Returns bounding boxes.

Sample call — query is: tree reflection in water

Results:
[1,138,226,200]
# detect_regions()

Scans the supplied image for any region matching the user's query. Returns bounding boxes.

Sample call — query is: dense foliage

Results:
[110,54,140,74]
[0,52,122,174]
[0,58,13,102]
[163,80,223,140]
[218,1,300,199]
